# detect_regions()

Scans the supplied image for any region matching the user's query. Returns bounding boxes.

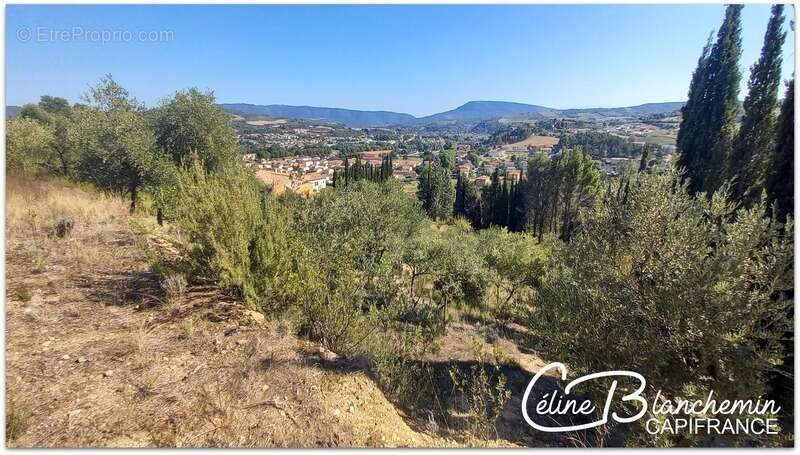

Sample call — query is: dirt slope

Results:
[5,177,460,448]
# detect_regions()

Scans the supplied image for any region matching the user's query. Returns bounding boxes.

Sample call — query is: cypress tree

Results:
[508,182,519,231]
[728,4,786,204]
[638,144,651,173]
[763,79,794,223]
[764,79,794,435]
[487,170,501,226]
[481,169,494,227]
[462,177,482,229]
[676,34,713,188]
[424,165,432,211]
[418,165,430,213]
[498,180,510,227]
[512,182,521,229]
[677,5,743,194]
[703,4,744,193]
[454,173,465,217]
[511,179,527,232]
[418,161,454,220]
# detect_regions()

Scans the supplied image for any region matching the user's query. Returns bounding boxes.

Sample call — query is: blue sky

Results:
[5,4,796,117]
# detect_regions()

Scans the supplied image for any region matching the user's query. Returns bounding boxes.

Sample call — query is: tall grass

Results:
[6,172,127,239]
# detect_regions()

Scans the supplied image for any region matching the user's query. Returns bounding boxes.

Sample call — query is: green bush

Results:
[373,328,443,411]
[403,224,490,317]
[478,227,549,323]
[286,180,444,356]
[449,337,511,438]
[6,117,55,173]
[169,158,291,309]
[528,171,793,445]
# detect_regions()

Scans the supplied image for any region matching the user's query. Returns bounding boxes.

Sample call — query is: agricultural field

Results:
[245,118,288,126]
[501,135,559,151]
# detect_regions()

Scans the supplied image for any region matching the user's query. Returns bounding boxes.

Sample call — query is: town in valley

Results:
[229,101,681,195]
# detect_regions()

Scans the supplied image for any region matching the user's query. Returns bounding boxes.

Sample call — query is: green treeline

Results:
[486,123,540,146]
[556,131,641,158]
[332,154,393,187]
[441,147,601,241]
[251,144,331,160]
[248,143,379,160]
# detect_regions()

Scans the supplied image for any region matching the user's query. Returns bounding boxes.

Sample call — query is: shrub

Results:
[53,217,74,238]
[528,171,793,445]
[448,337,511,438]
[169,158,292,309]
[179,316,196,339]
[170,167,446,358]
[286,181,443,356]
[477,227,549,322]
[402,225,490,317]
[6,117,54,173]
[373,330,442,411]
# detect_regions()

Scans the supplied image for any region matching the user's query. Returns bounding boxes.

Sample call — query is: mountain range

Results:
[6,100,684,128]
[219,100,684,128]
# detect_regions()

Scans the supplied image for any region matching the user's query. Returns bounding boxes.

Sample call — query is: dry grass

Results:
[6,399,33,442]
[245,119,286,126]
[6,173,131,279]
[6,173,126,238]
[502,135,559,150]
[161,273,187,304]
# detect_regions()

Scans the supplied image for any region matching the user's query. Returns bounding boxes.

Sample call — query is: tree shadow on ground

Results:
[300,349,604,447]
[417,358,602,447]
[75,269,164,308]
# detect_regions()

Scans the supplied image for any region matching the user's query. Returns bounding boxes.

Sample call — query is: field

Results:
[245,118,287,126]
[642,134,676,145]
[501,135,559,151]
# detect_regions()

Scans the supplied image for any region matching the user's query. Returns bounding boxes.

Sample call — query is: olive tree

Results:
[528,171,793,445]
[150,87,239,169]
[69,75,171,212]
[478,227,549,321]
[20,96,78,177]
[6,117,54,173]
[288,181,436,355]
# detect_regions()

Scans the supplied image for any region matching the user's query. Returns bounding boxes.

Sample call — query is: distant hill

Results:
[216,100,685,128]
[556,102,685,119]
[417,101,552,123]
[219,103,416,128]
[7,105,22,118]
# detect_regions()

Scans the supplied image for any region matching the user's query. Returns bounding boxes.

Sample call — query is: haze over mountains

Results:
[219,100,685,128]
